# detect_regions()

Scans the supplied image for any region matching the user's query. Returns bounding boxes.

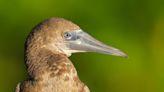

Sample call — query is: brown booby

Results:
[15,18,127,92]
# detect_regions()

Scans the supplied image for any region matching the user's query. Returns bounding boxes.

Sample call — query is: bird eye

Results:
[64,32,73,40]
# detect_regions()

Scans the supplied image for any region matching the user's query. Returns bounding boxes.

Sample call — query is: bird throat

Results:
[24,46,90,92]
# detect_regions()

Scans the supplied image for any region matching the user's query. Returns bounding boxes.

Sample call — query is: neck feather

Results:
[25,47,76,80]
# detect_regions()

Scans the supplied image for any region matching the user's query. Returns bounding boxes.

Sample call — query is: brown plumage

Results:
[16,18,127,92]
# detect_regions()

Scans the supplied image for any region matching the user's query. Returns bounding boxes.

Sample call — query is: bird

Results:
[15,17,127,92]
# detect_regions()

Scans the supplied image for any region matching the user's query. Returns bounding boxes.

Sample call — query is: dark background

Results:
[0,0,164,92]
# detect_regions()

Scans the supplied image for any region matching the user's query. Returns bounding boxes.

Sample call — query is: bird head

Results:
[27,18,127,57]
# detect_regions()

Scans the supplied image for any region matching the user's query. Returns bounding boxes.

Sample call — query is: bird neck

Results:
[24,46,89,92]
[25,47,76,81]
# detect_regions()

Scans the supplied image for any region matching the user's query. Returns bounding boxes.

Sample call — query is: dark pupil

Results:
[64,32,72,39]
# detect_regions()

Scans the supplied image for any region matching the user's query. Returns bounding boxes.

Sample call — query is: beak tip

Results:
[120,52,128,58]
[112,50,128,58]
[122,54,128,58]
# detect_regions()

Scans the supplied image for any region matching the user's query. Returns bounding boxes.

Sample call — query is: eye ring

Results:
[64,32,72,40]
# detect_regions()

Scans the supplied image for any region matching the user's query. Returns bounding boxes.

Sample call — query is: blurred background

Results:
[0,0,164,92]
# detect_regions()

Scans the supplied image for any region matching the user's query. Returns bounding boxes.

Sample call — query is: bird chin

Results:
[63,49,86,57]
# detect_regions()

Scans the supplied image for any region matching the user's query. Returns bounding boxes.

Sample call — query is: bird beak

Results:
[67,30,127,57]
